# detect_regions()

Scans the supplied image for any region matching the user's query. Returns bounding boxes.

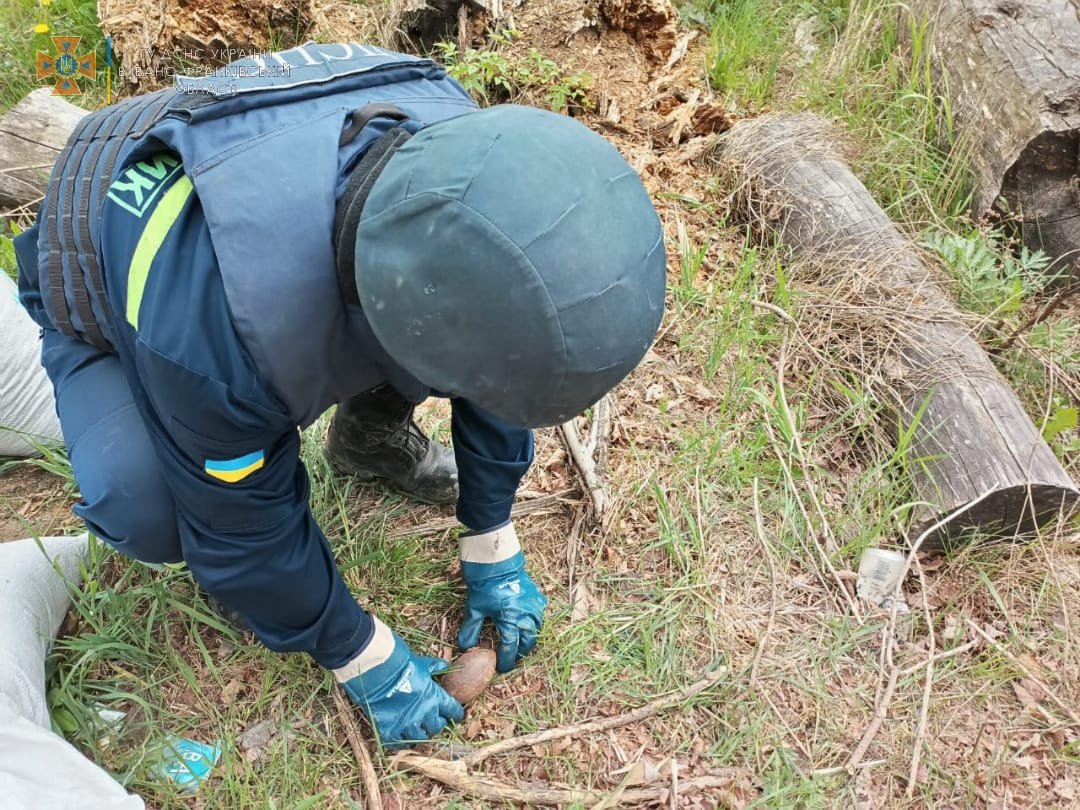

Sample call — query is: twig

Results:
[845,606,901,770]
[332,686,382,810]
[567,509,586,589]
[670,757,679,808]
[586,395,613,473]
[560,417,608,521]
[966,620,1080,727]
[906,554,935,797]
[385,489,574,539]
[775,333,842,558]
[462,666,728,767]
[751,299,797,324]
[749,478,778,688]
[991,282,1080,354]
[1013,331,1080,404]
[810,759,885,777]
[896,489,998,585]
[761,330,862,620]
[898,638,982,677]
[759,690,813,764]
[845,494,1001,772]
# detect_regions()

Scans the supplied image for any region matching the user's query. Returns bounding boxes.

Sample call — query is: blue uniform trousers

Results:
[41,326,182,563]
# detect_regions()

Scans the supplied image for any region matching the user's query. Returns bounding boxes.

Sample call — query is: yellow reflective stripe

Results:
[125,174,193,328]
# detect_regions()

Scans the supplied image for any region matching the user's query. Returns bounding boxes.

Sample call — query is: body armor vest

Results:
[35,43,477,425]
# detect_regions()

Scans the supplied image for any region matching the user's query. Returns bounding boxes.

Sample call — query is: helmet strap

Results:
[334,126,413,304]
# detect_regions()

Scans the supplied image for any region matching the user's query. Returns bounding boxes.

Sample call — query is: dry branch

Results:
[966,620,1080,728]
[392,756,741,806]
[898,638,982,677]
[906,554,935,797]
[462,665,728,767]
[845,610,901,770]
[393,666,731,805]
[749,478,778,687]
[332,686,382,810]
[560,411,610,522]
[717,112,1079,548]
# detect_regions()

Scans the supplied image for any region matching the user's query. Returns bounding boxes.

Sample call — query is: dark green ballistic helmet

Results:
[355,104,666,427]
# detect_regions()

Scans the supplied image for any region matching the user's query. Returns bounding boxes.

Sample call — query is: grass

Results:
[3,0,1080,806]
[436,30,593,113]
[0,0,107,113]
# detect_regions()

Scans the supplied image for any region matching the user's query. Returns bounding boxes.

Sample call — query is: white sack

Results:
[0,534,88,726]
[1,272,63,457]
[0,704,144,810]
[0,534,145,809]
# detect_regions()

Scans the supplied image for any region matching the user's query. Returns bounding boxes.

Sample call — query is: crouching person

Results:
[16,42,666,748]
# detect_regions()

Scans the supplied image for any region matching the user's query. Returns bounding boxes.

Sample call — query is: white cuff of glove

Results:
[459,522,521,564]
[332,616,396,683]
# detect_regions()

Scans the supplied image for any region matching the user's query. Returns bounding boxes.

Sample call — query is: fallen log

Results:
[717,113,1078,548]
[910,0,1080,273]
[0,89,87,209]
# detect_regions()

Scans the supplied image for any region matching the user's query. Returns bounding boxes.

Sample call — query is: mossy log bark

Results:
[718,113,1078,548]
[912,0,1080,273]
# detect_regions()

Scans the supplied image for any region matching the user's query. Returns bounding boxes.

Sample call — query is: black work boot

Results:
[325,385,459,504]
[206,593,250,635]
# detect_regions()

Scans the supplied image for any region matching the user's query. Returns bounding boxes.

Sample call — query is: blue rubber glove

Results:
[457,523,548,672]
[338,617,463,749]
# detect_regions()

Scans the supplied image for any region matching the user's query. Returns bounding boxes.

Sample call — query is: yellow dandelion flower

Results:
[40,0,53,6]
[34,22,50,33]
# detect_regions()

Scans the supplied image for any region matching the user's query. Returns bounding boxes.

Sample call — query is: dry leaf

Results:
[220,678,244,703]
[570,579,593,623]
[941,614,961,642]
[237,718,278,763]
[1012,678,1045,710]
[611,757,662,786]
[1054,778,1077,801]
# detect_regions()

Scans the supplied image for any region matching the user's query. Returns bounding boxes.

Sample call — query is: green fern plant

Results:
[921,228,1057,315]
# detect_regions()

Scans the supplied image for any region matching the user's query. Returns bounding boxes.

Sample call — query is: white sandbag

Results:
[0,704,145,810]
[0,534,145,809]
[0,272,63,457]
[0,534,88,726]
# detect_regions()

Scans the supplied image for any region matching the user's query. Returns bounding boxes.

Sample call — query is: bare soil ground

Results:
[0,463,79,542]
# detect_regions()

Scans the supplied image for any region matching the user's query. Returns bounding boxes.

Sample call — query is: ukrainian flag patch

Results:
[204,450,265,483]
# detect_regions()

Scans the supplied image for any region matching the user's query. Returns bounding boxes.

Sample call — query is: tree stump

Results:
[0,90,87,209]
[99,0,313,92]
[911,0,1080,273]
[717,112,1078,548]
